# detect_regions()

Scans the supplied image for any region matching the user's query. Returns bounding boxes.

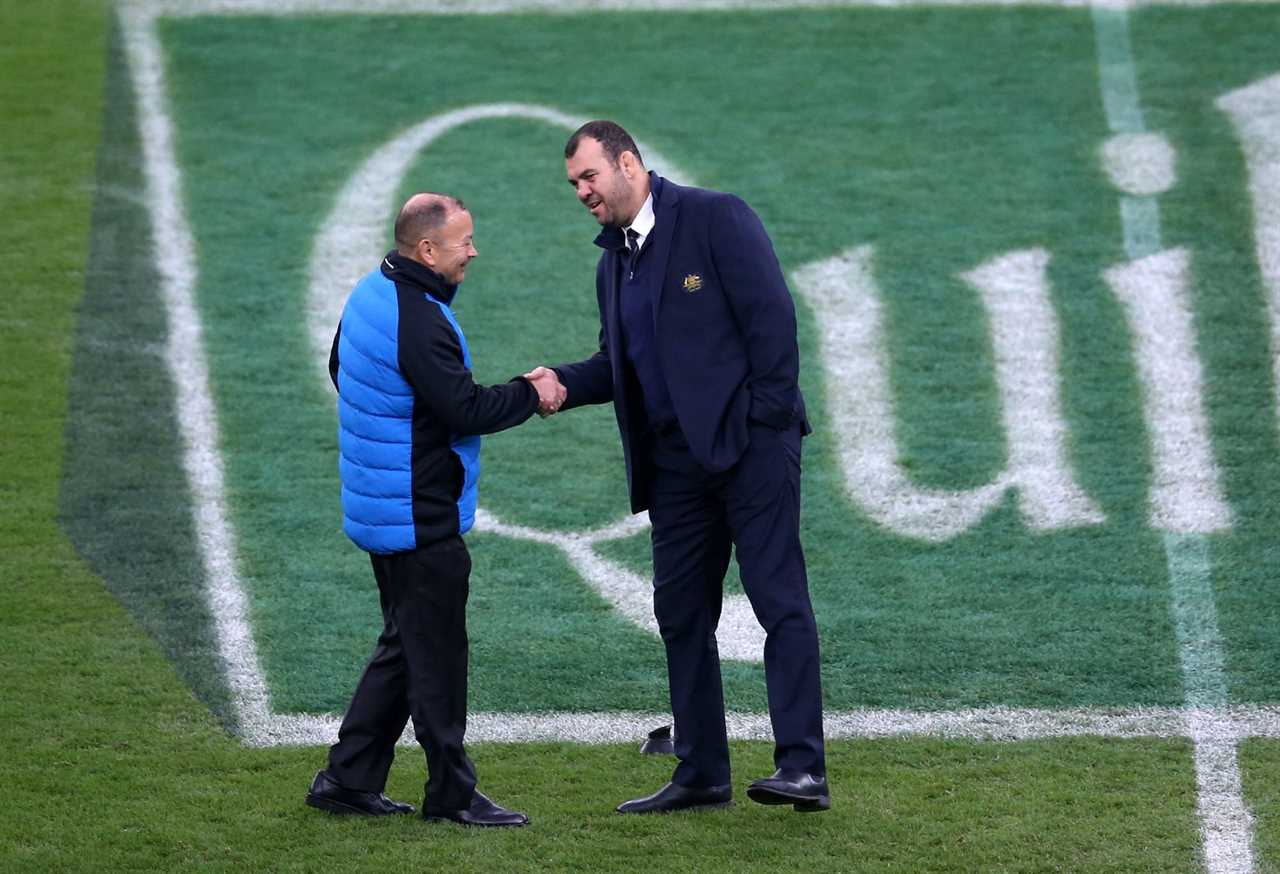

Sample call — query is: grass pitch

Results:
[139,6,1241,716]
[5,1,1280,872]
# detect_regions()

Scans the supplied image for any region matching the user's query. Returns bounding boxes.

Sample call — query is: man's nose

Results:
[575,181,591,199]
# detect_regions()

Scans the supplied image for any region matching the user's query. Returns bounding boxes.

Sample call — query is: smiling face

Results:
[417,208,477,285]
[566,136,646,228]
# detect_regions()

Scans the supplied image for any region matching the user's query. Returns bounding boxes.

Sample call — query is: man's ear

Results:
[621,150,643,180]
[416,238,434,267]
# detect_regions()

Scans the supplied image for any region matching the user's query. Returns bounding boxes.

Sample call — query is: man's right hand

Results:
[524,366,567,417]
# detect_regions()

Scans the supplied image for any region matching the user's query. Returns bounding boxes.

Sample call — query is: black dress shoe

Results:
[423,790,529,827]
[304,770,415,816]
[616,781,732,814]
[746,769,830,812]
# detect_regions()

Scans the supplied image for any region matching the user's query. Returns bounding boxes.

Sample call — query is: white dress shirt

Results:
[625,193,655,254]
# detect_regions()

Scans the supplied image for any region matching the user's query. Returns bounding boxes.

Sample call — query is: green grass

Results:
[58,11,235,726]
[150,7,1207,715]
[1133,4,1280,702]
[6,2,1280,871]
[1244,741,1280,874]
[4,704,1213,873]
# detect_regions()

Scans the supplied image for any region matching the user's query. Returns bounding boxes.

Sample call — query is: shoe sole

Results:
[746,786,831,812]
[616,799,734,815]
[422,814,530,827]
[305,794,374,816]
[306,793,413,817]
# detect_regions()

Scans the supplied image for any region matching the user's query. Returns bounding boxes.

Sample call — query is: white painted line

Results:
[475,509,767,661]
[119,3,275,739]
[1192,712,1258,874]
[122,0,1280,17]
[239,704,1280,746]
[1165,539,1254,872]
[1093,6,1147,133]
[1093,8,1255,871]
[1165,533,1230,710]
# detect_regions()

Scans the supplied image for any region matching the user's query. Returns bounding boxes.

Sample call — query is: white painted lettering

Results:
[793,246,1103,542]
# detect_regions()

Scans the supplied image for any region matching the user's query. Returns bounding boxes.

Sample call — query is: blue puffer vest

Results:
[335,267,481,554]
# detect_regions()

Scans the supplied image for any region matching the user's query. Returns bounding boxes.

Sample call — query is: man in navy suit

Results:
[529,121,828,814]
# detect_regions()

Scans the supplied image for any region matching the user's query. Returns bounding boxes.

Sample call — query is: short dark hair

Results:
[394,193,466,251]
[564,120,643,167]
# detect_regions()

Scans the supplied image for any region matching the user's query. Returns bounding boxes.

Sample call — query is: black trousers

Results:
[326,536,477,811]
[648,422,826,788]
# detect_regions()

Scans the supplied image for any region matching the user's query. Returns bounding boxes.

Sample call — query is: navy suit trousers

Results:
[647,422,825,787]
[327,536,477,810]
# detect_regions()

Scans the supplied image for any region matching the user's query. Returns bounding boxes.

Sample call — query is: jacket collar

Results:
[380,249,458,305]
[594,172,673,252]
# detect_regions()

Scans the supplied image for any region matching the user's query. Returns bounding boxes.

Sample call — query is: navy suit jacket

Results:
[555,173,807,513]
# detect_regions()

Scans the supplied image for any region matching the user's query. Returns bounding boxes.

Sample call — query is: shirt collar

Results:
[593,173,665,252]
[624,192,656,250]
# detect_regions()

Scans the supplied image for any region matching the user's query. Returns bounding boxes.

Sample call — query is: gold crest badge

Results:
[682,274,703,293]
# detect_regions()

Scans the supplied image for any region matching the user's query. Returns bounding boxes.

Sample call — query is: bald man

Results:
[305,194,562,827]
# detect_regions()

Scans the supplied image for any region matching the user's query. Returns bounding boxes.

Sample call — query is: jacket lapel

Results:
[607,258,626,384]
[593,225,628,385]
[646,174,680,334]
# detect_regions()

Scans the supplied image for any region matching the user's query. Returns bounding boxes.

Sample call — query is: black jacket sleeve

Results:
[396,290,539,435]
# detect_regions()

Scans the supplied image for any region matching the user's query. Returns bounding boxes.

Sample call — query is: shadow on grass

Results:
[59,16,234,729]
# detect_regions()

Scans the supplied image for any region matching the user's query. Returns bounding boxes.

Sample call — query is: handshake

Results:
[523,366,567,417]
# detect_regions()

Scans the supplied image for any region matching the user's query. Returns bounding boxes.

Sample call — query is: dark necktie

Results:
[624,228,641,280]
